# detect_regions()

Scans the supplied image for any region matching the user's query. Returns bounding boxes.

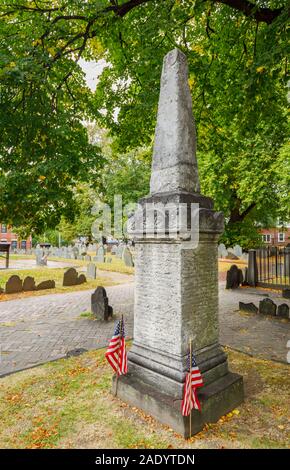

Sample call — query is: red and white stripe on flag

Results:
[181,366,203,416]
[105,332,128,376]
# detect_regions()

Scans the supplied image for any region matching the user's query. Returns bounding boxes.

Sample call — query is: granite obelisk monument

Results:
[114,48,244,437]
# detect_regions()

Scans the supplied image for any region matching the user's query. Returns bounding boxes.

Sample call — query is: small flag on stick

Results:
[181,345,203,416]
[105,316,128,376]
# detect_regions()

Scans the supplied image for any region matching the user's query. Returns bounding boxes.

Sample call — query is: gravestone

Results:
[282,288,290,299]
[225,252,239,260]
[111,246,117,255]
[106,257,112,264]
[96,245,105,263]
[87,263,97,279]
[85,254,91,262]
[36,280,55,290]
[239,302,258,314]
[77,274,86,285]
[116,244,124,259]
[259,298,277,316]
[23,276,36,291]
[277,303,289,319]
[91,286,113,321]
[233,245,243,258]
[226,265,243,289]
[218,243,228,259]
[5,275,23,294]
[36,251,47,266]
[122,248,134,267]
[63,268,78,286]
[114,49,243,438]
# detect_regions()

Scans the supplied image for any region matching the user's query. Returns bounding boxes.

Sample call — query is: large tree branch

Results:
[111,0,284,24]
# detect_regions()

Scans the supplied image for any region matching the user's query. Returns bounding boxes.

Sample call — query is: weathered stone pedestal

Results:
[114,48,243,438]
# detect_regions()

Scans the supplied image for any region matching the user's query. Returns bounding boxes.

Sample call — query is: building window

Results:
[262,234,271,243]
[21,240,27,249]
[1,224,7,233]
[11,240,17,249]
[278,232,285,243]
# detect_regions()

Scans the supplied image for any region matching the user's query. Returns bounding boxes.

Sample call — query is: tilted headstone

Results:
[5,275,23,294]
[36,280,55,290]
[226,265,243,289]
[239,302,258,314]
[63,268,78,286]
[259,298,277,316]
[122,248,134,267]
[23,276,36,291]
[91,286,113,321]
[87,262,97,279]
[277,303,289,319]
[114,49,243,438]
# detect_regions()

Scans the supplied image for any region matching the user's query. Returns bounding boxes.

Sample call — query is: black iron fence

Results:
[249,246,290,288]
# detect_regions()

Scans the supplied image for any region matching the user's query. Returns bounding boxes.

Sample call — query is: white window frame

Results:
[262,234,271,243]
[278,232,285,242]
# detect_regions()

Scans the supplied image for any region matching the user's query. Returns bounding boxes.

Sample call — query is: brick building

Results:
[0,223,32,250]
[260,224,290,247]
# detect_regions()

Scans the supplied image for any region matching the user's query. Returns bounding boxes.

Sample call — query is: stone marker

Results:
[85,255,91,262]
[114,49,243,438]
[239,302,258,314]
[122,248,134,267]
[36,280,55,290]
[23,276,36,291]
[91,286,113,321]
[226,265,243,289]
[63,268,78,286]
[77,274,86,285]
[282,288,290,299]
[96,245,105,263]
[233,245,243,258]
[5,275,23,294]
[277,303,290,319]
[225,252,239,260]
[247,250,258,287]
[259,298,277,316]
[87,262,97,279]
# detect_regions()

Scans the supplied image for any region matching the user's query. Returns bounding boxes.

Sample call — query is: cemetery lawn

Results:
[0,268,118,301]
[0,347,289,449]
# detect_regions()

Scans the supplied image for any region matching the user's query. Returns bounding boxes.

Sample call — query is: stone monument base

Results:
[113,372,244,438]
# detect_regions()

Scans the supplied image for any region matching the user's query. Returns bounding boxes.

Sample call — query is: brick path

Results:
[0,280,289,376]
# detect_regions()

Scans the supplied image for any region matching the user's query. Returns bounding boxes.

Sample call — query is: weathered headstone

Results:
[23,276,36,291]
[91,286,113,321]
[96,245,105,263]
[259,298,277,316]
[282,288,290,299]
[77,274,87,285]
[277,303,290,319]
[5,275,23,294]
[233,245,243,258]
[225,252,239,260]
[85,254,91,262]
[87,262,97,279]
[239,302,258,314]
[218,243,228,259]
[114,49,243,438]
[36,280,55,290]
[226,265,243,289]
[63,268,78,286]
[122,248,134,267]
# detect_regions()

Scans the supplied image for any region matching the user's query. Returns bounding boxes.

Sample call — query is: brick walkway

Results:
[0,280,289,376]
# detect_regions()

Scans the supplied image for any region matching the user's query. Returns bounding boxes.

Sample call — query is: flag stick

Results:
[189,337,193,439]
[114,315,123,397]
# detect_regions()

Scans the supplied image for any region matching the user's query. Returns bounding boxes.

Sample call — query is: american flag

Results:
[105,318,128,376]
[181,351,203,416]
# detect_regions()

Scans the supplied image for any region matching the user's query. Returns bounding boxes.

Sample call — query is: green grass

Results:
[0,267,118,299]
[0,347,289,449]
